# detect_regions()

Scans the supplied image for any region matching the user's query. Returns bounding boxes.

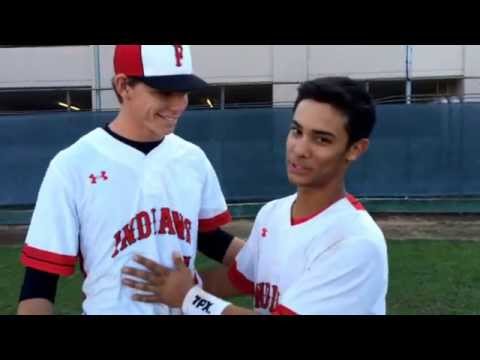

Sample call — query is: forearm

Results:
[222,304,258,316]
[222,237,245,268]
[197,228,245,267]
[18,299,54,315]
[200,266,243,298]
[199,236,246,298]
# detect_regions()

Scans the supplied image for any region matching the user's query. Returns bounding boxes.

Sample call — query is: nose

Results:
[291,136,311,159]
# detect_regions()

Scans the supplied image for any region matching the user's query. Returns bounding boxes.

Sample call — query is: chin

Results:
[287,174,309,187]
[149,127,172,138]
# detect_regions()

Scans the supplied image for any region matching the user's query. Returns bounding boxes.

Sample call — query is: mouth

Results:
[156,114,176,121]
[288,161,311,175]
[156,114,178,127]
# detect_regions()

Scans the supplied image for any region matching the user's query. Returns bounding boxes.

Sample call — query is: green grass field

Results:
[2,240,480,315]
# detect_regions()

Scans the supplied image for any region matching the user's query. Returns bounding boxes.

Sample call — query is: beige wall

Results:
[0,46,93,88]
[462,45,480,96]
[0,45,475,110]
[464,45,480,77]
[308,45,404,79]
[96,45,277,110]
[273,84,299,106]
[194,45,463,82]
[96,45,117,110]
[100,44,471,108]
[272,45,308,83]
[0,45,469,88]
[307,45,464,80]
[192,45,273,83]
[412,45,463,78]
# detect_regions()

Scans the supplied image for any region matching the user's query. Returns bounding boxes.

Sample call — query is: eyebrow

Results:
[292,120,336,138]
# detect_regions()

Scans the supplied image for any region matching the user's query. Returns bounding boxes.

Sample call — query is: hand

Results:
[122,253,195,308]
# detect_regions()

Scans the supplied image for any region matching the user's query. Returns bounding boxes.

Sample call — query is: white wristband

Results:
[182,286,231,316]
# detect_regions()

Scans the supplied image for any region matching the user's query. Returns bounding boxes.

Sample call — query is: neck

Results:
[109,110,165,143]
[294,180,346,219]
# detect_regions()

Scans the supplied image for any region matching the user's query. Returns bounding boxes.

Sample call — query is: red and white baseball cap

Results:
[114,45,208,92]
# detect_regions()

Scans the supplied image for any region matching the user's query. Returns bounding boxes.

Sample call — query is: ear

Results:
[346,139,370,163]
[113,74,130,102]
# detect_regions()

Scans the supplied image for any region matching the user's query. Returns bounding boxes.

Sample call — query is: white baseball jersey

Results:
[228,194,388,315]
[21,128,231,315]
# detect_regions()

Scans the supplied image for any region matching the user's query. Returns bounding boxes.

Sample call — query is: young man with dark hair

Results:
[122,77,389,316]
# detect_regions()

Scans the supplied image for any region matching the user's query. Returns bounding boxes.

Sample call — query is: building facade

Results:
[0,45,478,113]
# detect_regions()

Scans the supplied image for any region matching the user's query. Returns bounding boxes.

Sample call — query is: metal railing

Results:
[4,87,480,116]
[375,93,480,105]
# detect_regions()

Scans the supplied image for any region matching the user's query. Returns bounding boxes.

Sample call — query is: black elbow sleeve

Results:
[198,229,235,263]
[19,268,59,304]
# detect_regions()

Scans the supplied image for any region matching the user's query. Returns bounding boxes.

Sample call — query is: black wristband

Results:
[198,229,235,263]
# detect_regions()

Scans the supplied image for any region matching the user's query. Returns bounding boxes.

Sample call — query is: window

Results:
[366,79,462,104]
[413,79,461,99]
[368,81,405,103]
[189,86,222,110]
[188,84,273,110]
[0,88,92,114]
[224,84,272,109]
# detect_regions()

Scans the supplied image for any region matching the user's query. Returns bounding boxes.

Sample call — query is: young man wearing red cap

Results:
[17,45,244,315]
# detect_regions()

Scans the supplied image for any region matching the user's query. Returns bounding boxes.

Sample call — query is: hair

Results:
[293,77,377,146]
[111,77,143,104]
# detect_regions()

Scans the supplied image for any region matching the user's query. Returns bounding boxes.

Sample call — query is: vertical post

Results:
[406,45,413,104]
[93,45,102,111]
[66,90,71,112]
[220,86,225,110]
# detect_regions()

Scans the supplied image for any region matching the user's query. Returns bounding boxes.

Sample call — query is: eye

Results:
[315,136,332,145]
[290,127,301,137]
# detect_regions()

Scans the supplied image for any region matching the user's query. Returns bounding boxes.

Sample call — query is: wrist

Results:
[182,286,231,316]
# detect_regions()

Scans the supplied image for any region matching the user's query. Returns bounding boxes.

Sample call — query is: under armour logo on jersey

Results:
[173,45,184,67]
[192,295,213,314]
[89,171,109,184]
[261,228,268,238]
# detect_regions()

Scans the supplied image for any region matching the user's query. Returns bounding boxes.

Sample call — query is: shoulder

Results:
[168,134,206,157]
[256,194,296,220]
[48,129,101,173]
[326,214,387,268]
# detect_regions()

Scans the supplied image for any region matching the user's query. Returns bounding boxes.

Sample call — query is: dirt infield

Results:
[224,215,480,242]
[0,226,28,246]
[2,214,480,246]
[374,214,480,241]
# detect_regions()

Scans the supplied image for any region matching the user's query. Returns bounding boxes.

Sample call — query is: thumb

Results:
[173,252,186,270]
